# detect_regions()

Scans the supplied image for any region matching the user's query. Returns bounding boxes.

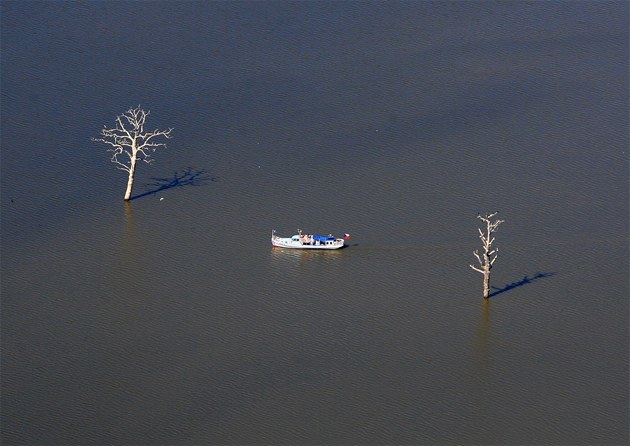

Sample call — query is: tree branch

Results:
[489,250,499,266]
[109,154,132,172]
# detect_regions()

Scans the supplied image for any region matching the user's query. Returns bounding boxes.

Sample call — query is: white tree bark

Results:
[92,106,173,201]
[470,212,504,299]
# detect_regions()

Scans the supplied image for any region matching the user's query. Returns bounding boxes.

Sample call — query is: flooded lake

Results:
[1,1,627,444]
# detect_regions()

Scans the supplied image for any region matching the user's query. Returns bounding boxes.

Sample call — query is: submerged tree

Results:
[469,212,505,299]
[92,106,173,200]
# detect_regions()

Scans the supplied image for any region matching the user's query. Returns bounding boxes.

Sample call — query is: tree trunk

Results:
[482,252,491,299]
[483,268,490,299]
[124,156,136,201]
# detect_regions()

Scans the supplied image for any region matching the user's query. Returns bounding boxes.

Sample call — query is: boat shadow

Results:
[488,272,556,298]
[130,167,216,200]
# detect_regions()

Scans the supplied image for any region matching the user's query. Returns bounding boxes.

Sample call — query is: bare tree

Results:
[92,106,173,200]
[470,212,505,299]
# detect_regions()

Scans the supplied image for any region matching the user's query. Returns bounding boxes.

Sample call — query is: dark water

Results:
[1,1,628,445]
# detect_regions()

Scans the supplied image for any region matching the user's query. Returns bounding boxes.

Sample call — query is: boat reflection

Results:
[268,244,348,275]
[270,245,347,261]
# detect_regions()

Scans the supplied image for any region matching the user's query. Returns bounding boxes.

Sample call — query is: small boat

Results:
[271,229,346,250]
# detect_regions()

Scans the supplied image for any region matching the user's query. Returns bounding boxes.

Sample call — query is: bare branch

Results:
[111,159,132,173]
[116,115,134,141]
[470,264,484,273]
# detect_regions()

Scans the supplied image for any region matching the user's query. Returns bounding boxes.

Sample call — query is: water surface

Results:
[1,1,628,445]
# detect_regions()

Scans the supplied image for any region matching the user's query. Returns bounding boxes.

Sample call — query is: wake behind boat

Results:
[271,229,347,250]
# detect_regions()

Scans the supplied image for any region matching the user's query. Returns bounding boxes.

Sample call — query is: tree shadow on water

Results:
[130,167,216,200]
[488,272,556,298]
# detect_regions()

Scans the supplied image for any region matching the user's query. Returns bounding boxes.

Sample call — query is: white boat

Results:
[271,229,346,250]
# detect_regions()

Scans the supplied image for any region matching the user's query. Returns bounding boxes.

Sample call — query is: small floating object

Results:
[271,229,345,250]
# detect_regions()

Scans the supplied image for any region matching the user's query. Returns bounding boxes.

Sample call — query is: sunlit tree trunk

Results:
[470,212,504,299]
[482,264,490,299]
[123,153,136,201]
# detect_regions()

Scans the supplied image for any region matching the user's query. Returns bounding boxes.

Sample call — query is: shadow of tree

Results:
[130,167,216,200]
[488,272,556,298]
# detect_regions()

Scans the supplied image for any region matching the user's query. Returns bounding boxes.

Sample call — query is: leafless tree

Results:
[92,106,173,200]
[470,212,505,299]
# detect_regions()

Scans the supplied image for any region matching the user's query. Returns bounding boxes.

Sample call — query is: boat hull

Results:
[272,240,344,249]
[271,233,344,250]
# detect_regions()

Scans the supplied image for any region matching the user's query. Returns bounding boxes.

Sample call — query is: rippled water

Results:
[1,2,628,445]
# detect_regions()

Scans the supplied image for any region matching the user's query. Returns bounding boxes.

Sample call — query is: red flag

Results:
[344,233,351,239]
